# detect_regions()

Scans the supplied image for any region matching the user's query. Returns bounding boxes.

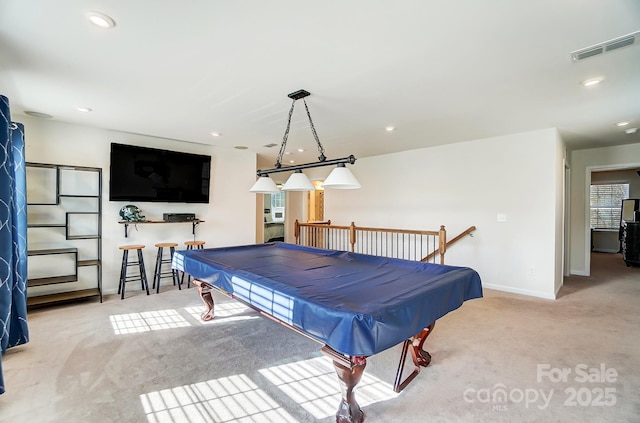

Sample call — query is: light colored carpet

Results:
[1,253,638,422]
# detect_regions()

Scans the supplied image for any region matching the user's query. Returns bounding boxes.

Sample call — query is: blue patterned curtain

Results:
[0,95,29,395]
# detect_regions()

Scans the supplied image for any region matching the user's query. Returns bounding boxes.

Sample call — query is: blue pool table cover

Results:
[173,242,482,356]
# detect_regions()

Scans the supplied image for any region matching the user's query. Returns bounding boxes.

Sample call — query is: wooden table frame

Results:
[192,279,435,423]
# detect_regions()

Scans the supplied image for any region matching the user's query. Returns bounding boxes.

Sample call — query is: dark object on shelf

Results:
[119,204,146,222]
[109,143,211,203]
[163,213,196,222]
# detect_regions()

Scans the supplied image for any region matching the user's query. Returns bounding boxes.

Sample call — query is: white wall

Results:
[21,117,257,296]
[322,128,565,299]
[24,115,609,300]
[553,132,567,295]
[569,143,640,275]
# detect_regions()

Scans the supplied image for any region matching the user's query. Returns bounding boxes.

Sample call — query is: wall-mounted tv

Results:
[109,143,211,203]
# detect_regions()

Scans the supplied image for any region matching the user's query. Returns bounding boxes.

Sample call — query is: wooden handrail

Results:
[295,220,450,264]
[295,221,475,264]
[349,224,441,236]
[421,226,476,262]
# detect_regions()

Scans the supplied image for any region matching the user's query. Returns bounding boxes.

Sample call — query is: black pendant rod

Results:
[257,155,357,177]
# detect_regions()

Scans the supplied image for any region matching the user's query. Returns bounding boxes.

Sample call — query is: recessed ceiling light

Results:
[284,151,292,155]
[234,146,248,150]
[625,128,638,134]
[210,132,221,137]
[616,121,630,127]
[297,148,305,152]
[581,78,603,87]
[24,111,53,119]
[385,126,395,132]
[87,12,116,29]
[76,107,92,112]
[289,160,295,164]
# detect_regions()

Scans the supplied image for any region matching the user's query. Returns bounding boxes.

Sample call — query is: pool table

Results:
[172,242,482,422]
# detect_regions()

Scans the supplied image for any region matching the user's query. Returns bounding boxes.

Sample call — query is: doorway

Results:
[263,192,285,242]
[586,166,640,274]
[307,181,324,222]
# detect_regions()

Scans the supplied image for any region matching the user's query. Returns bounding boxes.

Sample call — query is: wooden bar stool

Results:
[152,242,180,293]
[118,245,149,299]
[181,240,206,288]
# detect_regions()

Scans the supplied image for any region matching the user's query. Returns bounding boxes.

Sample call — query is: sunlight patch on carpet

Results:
[184,303,260,325]
[140,374,298,423]
[259,356,399,419]
[110,309,191,335]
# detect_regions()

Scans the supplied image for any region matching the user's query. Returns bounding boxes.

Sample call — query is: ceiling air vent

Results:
[571,30,639,62]
[605,34,636,52]
[574,46,603,61]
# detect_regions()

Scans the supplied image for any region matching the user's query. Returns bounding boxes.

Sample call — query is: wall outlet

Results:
[497,213,507,222]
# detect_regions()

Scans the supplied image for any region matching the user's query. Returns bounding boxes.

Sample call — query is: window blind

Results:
[590,184,629,229]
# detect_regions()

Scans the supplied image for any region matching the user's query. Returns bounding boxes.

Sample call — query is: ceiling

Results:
[1,1,639,169]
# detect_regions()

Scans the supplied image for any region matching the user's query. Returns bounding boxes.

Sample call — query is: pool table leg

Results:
[193,280,216,321]
[411,323,435,367]
[393,322,435,392]
[324,349,367,423]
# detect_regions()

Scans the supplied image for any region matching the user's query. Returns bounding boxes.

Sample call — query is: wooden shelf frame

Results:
[27,288,101,307]
[27,247,78,287]
[26,162,103,306]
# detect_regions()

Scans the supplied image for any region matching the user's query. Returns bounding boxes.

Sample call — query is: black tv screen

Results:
[109,143,211,203]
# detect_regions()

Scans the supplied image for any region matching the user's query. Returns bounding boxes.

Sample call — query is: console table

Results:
[119,219,204,237]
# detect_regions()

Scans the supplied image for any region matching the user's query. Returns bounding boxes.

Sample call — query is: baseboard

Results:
[570,269,589,276]
[554,283,563,298]
[482,283,556,300]
[592,248,619,253]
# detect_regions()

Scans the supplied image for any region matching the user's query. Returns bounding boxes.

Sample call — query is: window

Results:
[271,192,285,209]
[269,192,285,222]
[590,183,629,229]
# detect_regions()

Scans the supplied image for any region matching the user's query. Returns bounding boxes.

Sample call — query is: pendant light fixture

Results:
[281,170,316,191]
[249,89,360,193]
[248,175,279,193]
[323,163,361,189]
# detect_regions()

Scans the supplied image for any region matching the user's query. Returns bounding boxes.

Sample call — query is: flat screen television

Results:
[109,143,211,203]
